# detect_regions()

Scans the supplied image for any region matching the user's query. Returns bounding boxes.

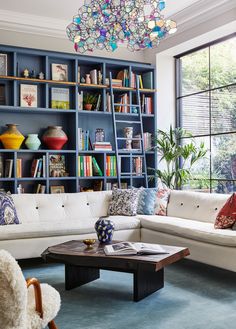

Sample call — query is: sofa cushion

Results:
[167,190,229,223]
[139,215,236,247]
[108,189,140,216]
[12,193,93,224]
[85,191,112,217]
[0,216,140,240]
[137,188,157,215]
[0,192,20,225]
[214,193,236,229]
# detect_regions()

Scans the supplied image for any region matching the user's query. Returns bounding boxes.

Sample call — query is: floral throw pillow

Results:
[108,188,140,216]
[137,188,157,215]
[214,193,236,229]
[0,192,20,225]
[154,179,170,216]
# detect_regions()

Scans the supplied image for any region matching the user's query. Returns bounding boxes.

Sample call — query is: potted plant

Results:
[83,93,97,111]
[151,126,207,189]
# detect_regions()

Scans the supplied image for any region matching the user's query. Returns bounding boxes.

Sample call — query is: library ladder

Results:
[109,72,148,188]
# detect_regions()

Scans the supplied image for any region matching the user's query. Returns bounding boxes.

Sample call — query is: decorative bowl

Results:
[83,239,96,248]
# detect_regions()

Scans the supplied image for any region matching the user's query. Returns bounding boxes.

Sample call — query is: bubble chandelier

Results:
[66,0,177,53]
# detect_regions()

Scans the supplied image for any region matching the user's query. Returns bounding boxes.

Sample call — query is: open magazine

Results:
[104,242,168,256]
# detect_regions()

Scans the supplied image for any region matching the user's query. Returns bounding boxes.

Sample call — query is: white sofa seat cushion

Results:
[139,215,236,247]
[167,190,229,223]
[0,216,140,240]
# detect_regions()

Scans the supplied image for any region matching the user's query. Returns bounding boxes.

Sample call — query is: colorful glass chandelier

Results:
[66,0,177,53]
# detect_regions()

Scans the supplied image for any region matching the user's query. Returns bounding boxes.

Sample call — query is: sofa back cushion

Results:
[167,190,230,223]
[12,193,93,223]
[85,190,112,217]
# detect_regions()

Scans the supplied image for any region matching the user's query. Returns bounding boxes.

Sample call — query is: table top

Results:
[42,240,190,271]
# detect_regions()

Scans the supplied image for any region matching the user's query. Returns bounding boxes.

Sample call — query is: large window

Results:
[176,34,236,193]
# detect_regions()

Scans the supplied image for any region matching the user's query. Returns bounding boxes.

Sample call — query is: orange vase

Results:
[0,124,25,149]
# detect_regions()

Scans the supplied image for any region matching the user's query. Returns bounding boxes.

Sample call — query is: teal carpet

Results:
[21,260,236,329]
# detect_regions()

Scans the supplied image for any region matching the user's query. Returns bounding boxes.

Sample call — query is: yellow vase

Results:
[0,124,25,149]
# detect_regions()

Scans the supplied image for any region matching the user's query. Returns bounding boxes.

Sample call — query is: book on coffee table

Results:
[104,242,168,256]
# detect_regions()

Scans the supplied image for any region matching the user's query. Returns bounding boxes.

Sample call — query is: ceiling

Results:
[0,0,200,21]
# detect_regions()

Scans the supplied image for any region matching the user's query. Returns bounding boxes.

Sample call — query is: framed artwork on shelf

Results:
[51,88,70,109]
[20,84,37,107]
[0,54,7,76]
[52,64,68,81]
[50,185,65,194]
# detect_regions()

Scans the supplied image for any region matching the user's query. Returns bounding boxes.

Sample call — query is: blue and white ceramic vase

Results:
[25,134,41,150]
[94,217,115,243]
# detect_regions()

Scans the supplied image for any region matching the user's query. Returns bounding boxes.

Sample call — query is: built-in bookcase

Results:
[0,45,156,193]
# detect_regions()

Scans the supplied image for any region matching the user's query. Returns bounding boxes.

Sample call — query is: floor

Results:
[22,259,236,329]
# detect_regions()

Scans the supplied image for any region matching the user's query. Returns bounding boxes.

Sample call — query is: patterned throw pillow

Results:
[108,188,140,216]
[137,188,157,215]
[154,179,170,216]
[0,192,20,225]
[214,193,236,229]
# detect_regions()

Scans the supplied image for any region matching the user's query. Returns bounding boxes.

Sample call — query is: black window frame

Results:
[175,33,236,193]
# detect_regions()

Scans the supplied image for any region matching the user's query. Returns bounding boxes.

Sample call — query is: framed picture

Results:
[51,88,69,109]
[52,64,68,81]
[0,54,7,76]
[20,84,37,107]
[50,185,65,194]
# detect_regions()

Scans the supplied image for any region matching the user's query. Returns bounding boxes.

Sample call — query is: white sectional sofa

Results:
[1,190,236,272]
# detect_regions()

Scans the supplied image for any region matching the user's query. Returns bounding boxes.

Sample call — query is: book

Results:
[142,71,153,89]
[78,91,84,111]
[92,157,103,176]
[104,242,168,256]
[51,88,70,109]
[49,155,67,177]
[4,159,13,178]
[20,84,37,107]
[94,94,101,111]
[0,155,3,178]
[16,158,22,178]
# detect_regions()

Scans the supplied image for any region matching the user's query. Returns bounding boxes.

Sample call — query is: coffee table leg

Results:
[65,264,100,290]
[133,267,164,302]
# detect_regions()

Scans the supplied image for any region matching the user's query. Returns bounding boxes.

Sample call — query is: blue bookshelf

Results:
[0,44,157,193]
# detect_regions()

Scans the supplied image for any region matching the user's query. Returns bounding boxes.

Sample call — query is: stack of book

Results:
[93,142,112,151]
[78,128,90,151]
[78,156,103,177]
[31,157,46,178]
[106,155,117,177]
[105,78,123,87]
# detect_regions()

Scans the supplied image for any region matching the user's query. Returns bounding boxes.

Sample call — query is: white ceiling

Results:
[0,0,200,21]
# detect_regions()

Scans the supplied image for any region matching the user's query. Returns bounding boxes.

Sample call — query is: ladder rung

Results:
[116,120,141,124]
[114,103,140,107]
[117,137,141,140]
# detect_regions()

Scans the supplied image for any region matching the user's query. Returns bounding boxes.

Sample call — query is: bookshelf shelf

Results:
[0,44,156,193]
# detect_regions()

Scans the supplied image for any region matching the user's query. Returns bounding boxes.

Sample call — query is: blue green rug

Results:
[22,260,236,329]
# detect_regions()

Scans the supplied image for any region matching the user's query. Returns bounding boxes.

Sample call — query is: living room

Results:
[0,0,235,328]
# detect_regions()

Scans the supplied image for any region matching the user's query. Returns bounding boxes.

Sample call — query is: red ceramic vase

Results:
[42,126,68,150]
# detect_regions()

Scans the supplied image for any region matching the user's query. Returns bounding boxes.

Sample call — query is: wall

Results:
[0,30,146,63]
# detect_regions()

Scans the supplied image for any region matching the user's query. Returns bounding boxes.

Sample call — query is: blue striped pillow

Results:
[137,188,157,215]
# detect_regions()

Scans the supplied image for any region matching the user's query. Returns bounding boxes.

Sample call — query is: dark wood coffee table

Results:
[42,240,189,302]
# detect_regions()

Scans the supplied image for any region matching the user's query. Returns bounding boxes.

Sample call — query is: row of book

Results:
[78,128,90,151]
[131,72,153,89]
[31,157,46,178]
[106,156,117,177]
[78,156,103,177]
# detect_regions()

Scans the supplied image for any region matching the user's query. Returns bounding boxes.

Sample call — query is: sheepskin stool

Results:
[0,249,61,329]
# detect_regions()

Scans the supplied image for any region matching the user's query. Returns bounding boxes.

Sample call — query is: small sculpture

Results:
[81,77,86,83]
[85,74,91,84]
[38,72,44,80]
[30,70,36,78]
[23,69,29,78]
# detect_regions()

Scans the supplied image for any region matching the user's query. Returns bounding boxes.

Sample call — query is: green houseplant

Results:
[152,126,207,189]
[83,93,97,111]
